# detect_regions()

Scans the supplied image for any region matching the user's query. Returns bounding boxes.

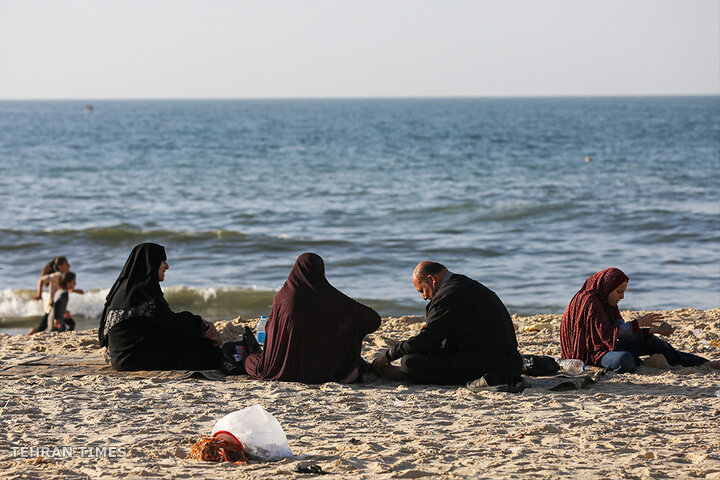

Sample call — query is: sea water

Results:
[1,97,718,333]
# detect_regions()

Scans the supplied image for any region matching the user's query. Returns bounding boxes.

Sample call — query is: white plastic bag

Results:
[212,405,293,460]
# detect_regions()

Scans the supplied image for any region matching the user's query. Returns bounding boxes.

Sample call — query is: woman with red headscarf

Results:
[560,268,718,373]
[243,253,381,383]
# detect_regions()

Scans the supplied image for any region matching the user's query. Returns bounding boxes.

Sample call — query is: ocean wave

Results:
[1,226,355,249]
[473,202,574,222]
[0,288,108,321]
[0,285,282,326]
[49,226,249,243]
[0,242,43,251]
[428,200,480,214]
[0,225,249,243]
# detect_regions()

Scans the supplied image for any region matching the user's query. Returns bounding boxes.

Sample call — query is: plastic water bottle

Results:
[558,358,587,374]
[256,316,268,346]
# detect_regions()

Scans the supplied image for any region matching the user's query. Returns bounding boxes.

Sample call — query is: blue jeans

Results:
[600,333,707,373]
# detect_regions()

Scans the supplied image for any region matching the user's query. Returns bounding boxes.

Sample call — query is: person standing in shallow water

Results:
[99,243,224,371]
[560,267,720,372]
[243,253,381,384]
[48,271,78,332]
[28,256,84,335]
[372,261,522,385]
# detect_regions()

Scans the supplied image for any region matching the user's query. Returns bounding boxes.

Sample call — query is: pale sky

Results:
[0,0,718,99]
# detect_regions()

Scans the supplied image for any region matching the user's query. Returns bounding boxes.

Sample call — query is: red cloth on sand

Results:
[243,253,381,383]
[560,268,629,366]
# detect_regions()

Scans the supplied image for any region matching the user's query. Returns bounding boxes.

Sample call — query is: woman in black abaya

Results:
[99,243,224,371]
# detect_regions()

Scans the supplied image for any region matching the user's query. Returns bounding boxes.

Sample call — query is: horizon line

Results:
[1,93,719,102]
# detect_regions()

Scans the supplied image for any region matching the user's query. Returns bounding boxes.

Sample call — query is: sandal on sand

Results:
[467,374,527,393]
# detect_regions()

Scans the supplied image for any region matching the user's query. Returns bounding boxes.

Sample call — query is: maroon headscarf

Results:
[560,268,629,365]
[243,253,381,383]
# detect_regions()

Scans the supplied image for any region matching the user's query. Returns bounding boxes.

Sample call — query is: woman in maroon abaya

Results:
[243,253,381,383]
[560,267,718,373]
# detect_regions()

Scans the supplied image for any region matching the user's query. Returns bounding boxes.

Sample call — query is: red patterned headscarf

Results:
[560,268,629,365]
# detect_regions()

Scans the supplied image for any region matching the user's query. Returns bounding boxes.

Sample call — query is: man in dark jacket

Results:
[372,261,522,385]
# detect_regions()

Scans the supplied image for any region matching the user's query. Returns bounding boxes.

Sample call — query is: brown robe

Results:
[243,253,380,383]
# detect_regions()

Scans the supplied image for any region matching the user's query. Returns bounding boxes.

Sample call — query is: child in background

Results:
[28,257,83,334]
[49,272,77,332]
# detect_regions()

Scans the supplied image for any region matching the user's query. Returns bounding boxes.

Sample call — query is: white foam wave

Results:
[0,288,108,319]
[0,285,281,321]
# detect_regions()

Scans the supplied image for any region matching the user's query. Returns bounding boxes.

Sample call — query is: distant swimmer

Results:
[28,257,84,335]
[585,156,592,162]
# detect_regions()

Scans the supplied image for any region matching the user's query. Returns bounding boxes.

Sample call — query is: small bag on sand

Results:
[212,405,293,461]
[521,354,560,376]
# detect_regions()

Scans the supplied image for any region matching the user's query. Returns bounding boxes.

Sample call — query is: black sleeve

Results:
[149,302,206,337]
[387,289,463,361]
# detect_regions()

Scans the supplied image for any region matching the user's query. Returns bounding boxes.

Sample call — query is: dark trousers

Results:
[38,314,76,332]
[601,334,707,373]
[34,313,49,332]
[400,351,520,385]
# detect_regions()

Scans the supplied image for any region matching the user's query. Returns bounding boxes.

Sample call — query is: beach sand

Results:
[1,309,719,479]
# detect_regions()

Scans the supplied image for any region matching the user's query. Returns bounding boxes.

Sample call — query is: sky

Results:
[0,0,718,99]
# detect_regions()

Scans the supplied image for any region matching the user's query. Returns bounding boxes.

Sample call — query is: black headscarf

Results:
[99,243,167,346]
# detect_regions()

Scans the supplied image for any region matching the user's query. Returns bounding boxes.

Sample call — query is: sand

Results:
[1,308,719,479]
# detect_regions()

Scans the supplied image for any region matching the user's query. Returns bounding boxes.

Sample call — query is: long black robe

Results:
[100,243,222,371]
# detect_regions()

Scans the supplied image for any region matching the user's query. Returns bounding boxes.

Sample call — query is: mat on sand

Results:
[467,370,603,393]
[0,355,229,381]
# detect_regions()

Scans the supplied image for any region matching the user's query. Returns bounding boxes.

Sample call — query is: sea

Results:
[1,97,718,335]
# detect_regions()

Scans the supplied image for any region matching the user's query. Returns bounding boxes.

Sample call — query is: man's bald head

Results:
[412,261,448,301]
[413,261,446,281]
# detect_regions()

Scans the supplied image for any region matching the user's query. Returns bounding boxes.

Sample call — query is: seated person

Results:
[99,243,224,371]
[243,252,381,383]
[48,271,78,332]
[560,267,720,372]
[372,261,522,385]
